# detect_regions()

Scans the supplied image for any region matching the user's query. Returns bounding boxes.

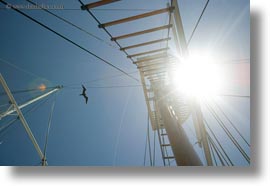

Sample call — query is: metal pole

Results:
[192,101,213,166]
[0,86,61,119]
[171,0,212,165]
[0,74,61,165]
[171,0,188,56]
[157,91,203,166]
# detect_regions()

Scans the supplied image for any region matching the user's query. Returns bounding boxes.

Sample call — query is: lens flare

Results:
[38,84,46,91]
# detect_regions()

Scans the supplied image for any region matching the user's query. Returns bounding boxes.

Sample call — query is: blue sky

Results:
[0,0,249,166]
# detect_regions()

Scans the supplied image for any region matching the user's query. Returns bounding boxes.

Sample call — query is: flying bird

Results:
[80,85,88,104]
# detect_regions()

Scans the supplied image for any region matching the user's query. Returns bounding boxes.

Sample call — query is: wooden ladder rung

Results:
[81,0,120,10]
[164,156,175,159]
[99,7,174,27]
[161,144,171,146]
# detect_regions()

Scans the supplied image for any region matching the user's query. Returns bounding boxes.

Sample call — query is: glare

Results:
[172,53,224,99]
[38,84,46,91]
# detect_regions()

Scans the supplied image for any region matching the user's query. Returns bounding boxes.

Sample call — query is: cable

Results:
[207,134,226,166]
[153,129,156,166]
[90,8,162,11]
[187,0,210,46]
[0,0,139,83]
[204,118,233,166]
[147,113,153,166]
[42,94,56,166]
[208,135,217,166]
[65,84,144,90]
[205,102,250,164]
[217,94,250,98]
[25,0,118,50]
[0,58,40,78]
[0,86,56,96]
[77,0,135,64]
[213,100,250,147]
[64,70,139,87]
[0,8,163,11]
[112,88,132,165]
[143,130,148,166]
[0,117,18,135]
[0,94,53,140]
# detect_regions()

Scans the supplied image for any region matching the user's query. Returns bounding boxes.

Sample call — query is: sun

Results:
[172,52,224,99]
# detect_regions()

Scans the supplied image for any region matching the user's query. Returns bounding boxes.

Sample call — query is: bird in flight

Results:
[80,85,88,104]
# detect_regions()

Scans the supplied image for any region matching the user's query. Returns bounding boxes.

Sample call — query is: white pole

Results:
[0,73,61,165]
[0,86,61,119]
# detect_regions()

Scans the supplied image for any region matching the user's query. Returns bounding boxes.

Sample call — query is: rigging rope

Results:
[112,88,132,165]
[65,85,144,90]
[208,135,218,166]
[42,93,57,166]
[143,129,148,166]
[204,118,233,165]
[187,0,210,46]
[153,129,156,166]
[0,58,40,79]
[0,0,139,83]
[217,95,250,98]
[77,0,135,64]
[147,113,153,166]
[64,70,139,88]
[207,134,226,166]
[204,102,250,164]
[0,95,53,140]
[25,0,118,50]
[0,87,56,96]
[213,100,250,147]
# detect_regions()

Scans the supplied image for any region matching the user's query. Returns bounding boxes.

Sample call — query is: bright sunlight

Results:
[172,52,225,99]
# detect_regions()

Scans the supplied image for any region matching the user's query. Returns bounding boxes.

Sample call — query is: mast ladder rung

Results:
[163,156,175,159]
[161,144,171,147]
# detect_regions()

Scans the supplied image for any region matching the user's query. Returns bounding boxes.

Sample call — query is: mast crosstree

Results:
[0,73,62,165]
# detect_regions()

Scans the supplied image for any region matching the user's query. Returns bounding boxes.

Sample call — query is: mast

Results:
[0,85,62,119]
[0,73,62,165]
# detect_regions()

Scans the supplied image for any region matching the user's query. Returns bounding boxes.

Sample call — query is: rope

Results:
[64,70,139,87]
[147,113,153,166]
[0,58,40,78]
[153,129,156,166]
[112,88,132,165]
[77,0,135,64]
[143,130,148,166]
[204,118,233,166]
[65,84,143,89]
[208,135,218,166]
[213,100,250,147]
[0,95,53,140]
[187,0,210,46]
[207,134,226,166]
[0,86,56,96]
[205,102,250,164]
[42,94,57,166]
[218,95,250,98]
[0,0,139,83]
[25,0,118,50]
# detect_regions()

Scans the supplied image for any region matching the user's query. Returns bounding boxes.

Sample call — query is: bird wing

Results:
[82,85,87,94]
[85,95,88,104]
